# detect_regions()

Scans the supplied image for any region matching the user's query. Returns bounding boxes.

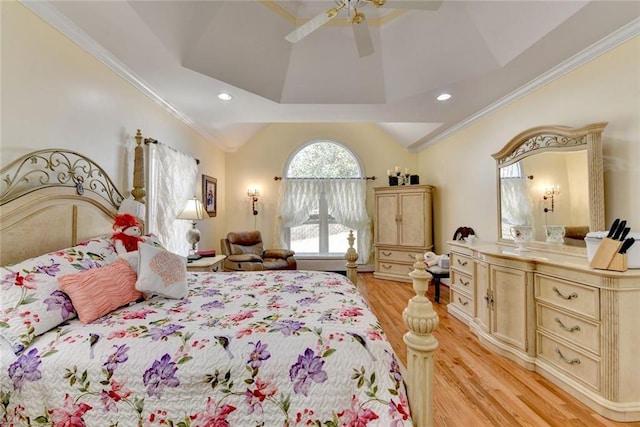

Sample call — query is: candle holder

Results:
[387,166,414,186]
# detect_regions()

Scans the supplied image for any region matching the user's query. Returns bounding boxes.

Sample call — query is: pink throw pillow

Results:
[58,258,141,323]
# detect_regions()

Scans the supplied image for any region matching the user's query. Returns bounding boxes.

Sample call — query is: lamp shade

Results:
[177,197,208,221]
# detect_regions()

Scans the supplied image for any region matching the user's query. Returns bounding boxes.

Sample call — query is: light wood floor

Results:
[356,273,640,427]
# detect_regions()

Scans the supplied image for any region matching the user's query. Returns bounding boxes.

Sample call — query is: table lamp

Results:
[177,197,208,260]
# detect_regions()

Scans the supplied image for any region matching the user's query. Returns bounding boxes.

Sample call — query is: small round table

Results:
[426,265,449,303]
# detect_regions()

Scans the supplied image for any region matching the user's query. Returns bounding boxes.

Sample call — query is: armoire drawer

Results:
[450,252,473,275]
[376,261,414,277]
[535,274,600,321]
[536,303,599,355]
[537,332,600,392]
[377,248,422,263]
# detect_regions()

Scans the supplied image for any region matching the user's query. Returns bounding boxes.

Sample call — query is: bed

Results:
[0,138,438,426]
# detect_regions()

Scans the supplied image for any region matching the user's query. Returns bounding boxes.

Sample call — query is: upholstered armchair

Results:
[220,230,296,272]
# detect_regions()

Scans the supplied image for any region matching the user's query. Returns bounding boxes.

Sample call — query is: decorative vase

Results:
[545,225,565,243]
[510,225,534,251]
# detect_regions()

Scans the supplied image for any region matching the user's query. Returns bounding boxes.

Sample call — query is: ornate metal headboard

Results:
[0,149,125,266]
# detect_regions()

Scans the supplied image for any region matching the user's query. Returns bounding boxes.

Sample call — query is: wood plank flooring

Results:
[356,273,640,427]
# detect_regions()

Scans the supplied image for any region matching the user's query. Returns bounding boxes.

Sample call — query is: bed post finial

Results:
[132,129,146,203]
[403,254,439,427]
[345,230,358,284]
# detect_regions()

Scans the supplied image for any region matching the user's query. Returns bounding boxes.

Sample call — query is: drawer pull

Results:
[554,317,581,333]
[407,253,415,260]
[457,259,468,267]
[457,297,468,306]
[382,264,392,270]
[458,278,470,287]
[554,347,581,365]
[382,251,392,257]
[553,287,578,300]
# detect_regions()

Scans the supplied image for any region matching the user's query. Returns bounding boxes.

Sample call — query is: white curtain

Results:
[325,179,371,263]
[275,178,371,263]
[147,143,198,256]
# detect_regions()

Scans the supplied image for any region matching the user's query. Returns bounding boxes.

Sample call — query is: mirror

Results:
[493,123,607,248]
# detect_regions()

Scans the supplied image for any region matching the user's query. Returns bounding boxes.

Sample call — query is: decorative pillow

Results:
[58,258,141,323]
[143,233,165,249]
[135,243,187,299]
[0,238,118,354]
[118,251,140,273]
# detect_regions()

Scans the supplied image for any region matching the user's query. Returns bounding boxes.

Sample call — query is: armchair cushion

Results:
[263,249,295,259]
[226,253,263,263]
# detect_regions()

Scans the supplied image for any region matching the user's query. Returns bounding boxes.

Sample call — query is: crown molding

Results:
[412,17,640,152]
[19,0,228,151]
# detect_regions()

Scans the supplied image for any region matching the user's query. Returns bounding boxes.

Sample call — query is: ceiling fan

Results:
[285,0,443,58]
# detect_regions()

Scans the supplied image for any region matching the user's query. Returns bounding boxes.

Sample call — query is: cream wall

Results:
[419,36,640,252]
[1,2,226,248]
[225,122,418,254]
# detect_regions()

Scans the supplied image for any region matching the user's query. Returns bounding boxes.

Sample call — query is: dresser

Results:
[373,185,434,282]
[447,241,640,422]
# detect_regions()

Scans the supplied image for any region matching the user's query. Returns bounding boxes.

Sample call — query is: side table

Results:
[187,255,226,273]
[426,265,450,303]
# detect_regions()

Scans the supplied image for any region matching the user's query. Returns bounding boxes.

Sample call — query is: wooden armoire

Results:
[373,185,434,282]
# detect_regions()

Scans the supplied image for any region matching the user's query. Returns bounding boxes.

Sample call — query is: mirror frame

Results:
[492,122,607,247]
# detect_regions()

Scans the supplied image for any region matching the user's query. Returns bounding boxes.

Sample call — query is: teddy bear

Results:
[111,213,144,254]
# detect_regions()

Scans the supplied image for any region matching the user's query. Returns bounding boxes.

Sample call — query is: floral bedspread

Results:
[1,270,411,426]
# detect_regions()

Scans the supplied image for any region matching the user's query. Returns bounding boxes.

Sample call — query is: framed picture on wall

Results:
[202,175,217,217]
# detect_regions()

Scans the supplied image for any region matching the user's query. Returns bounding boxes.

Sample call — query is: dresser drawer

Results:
[535,275,599,321]
[377,248,422,263]
[450,252,473,275]
[537,332,600,392]
[450,269,474,296]
[450,288,473,317]
[376,260,414,277]
[536,304,599,355]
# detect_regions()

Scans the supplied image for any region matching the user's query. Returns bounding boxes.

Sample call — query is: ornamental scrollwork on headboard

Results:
[498,133,587,166]
[0,149,124,207]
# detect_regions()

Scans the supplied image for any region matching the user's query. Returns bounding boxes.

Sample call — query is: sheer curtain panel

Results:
[147,143,198,256]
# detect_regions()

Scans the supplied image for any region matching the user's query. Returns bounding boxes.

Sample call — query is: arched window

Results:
[277,141,370,261]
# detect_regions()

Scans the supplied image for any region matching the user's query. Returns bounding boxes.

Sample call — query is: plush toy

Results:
[111,213,144,254]
[423,251,450,269]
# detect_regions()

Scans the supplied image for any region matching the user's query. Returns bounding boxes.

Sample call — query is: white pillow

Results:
[118,251,140,273]
[135,243,187,299]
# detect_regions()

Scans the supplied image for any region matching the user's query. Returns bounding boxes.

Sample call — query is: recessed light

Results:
[217,92,233,101]
[436,93,452,101]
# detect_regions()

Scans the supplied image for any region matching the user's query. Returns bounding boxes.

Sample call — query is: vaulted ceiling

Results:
[25,1,640,151]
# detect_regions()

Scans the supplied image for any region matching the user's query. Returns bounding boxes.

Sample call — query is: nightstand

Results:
[186,255,226,273]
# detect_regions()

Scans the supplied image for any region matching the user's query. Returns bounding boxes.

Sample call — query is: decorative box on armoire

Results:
[373,185,434,282]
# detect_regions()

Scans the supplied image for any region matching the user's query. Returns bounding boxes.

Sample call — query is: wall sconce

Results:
[543,185,560,213]
[247,187,260,216]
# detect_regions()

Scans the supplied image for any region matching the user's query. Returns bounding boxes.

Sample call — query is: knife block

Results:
[589,237,623,270]
[607,252,628,272]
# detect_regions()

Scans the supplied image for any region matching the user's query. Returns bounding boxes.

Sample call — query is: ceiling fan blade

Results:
[285,8,337,43]
[381,0,443,10]
[352,19,374,57]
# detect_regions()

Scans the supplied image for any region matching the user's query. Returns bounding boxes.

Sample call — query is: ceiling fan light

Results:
[351,10,365,24]
[437,93,452,101]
